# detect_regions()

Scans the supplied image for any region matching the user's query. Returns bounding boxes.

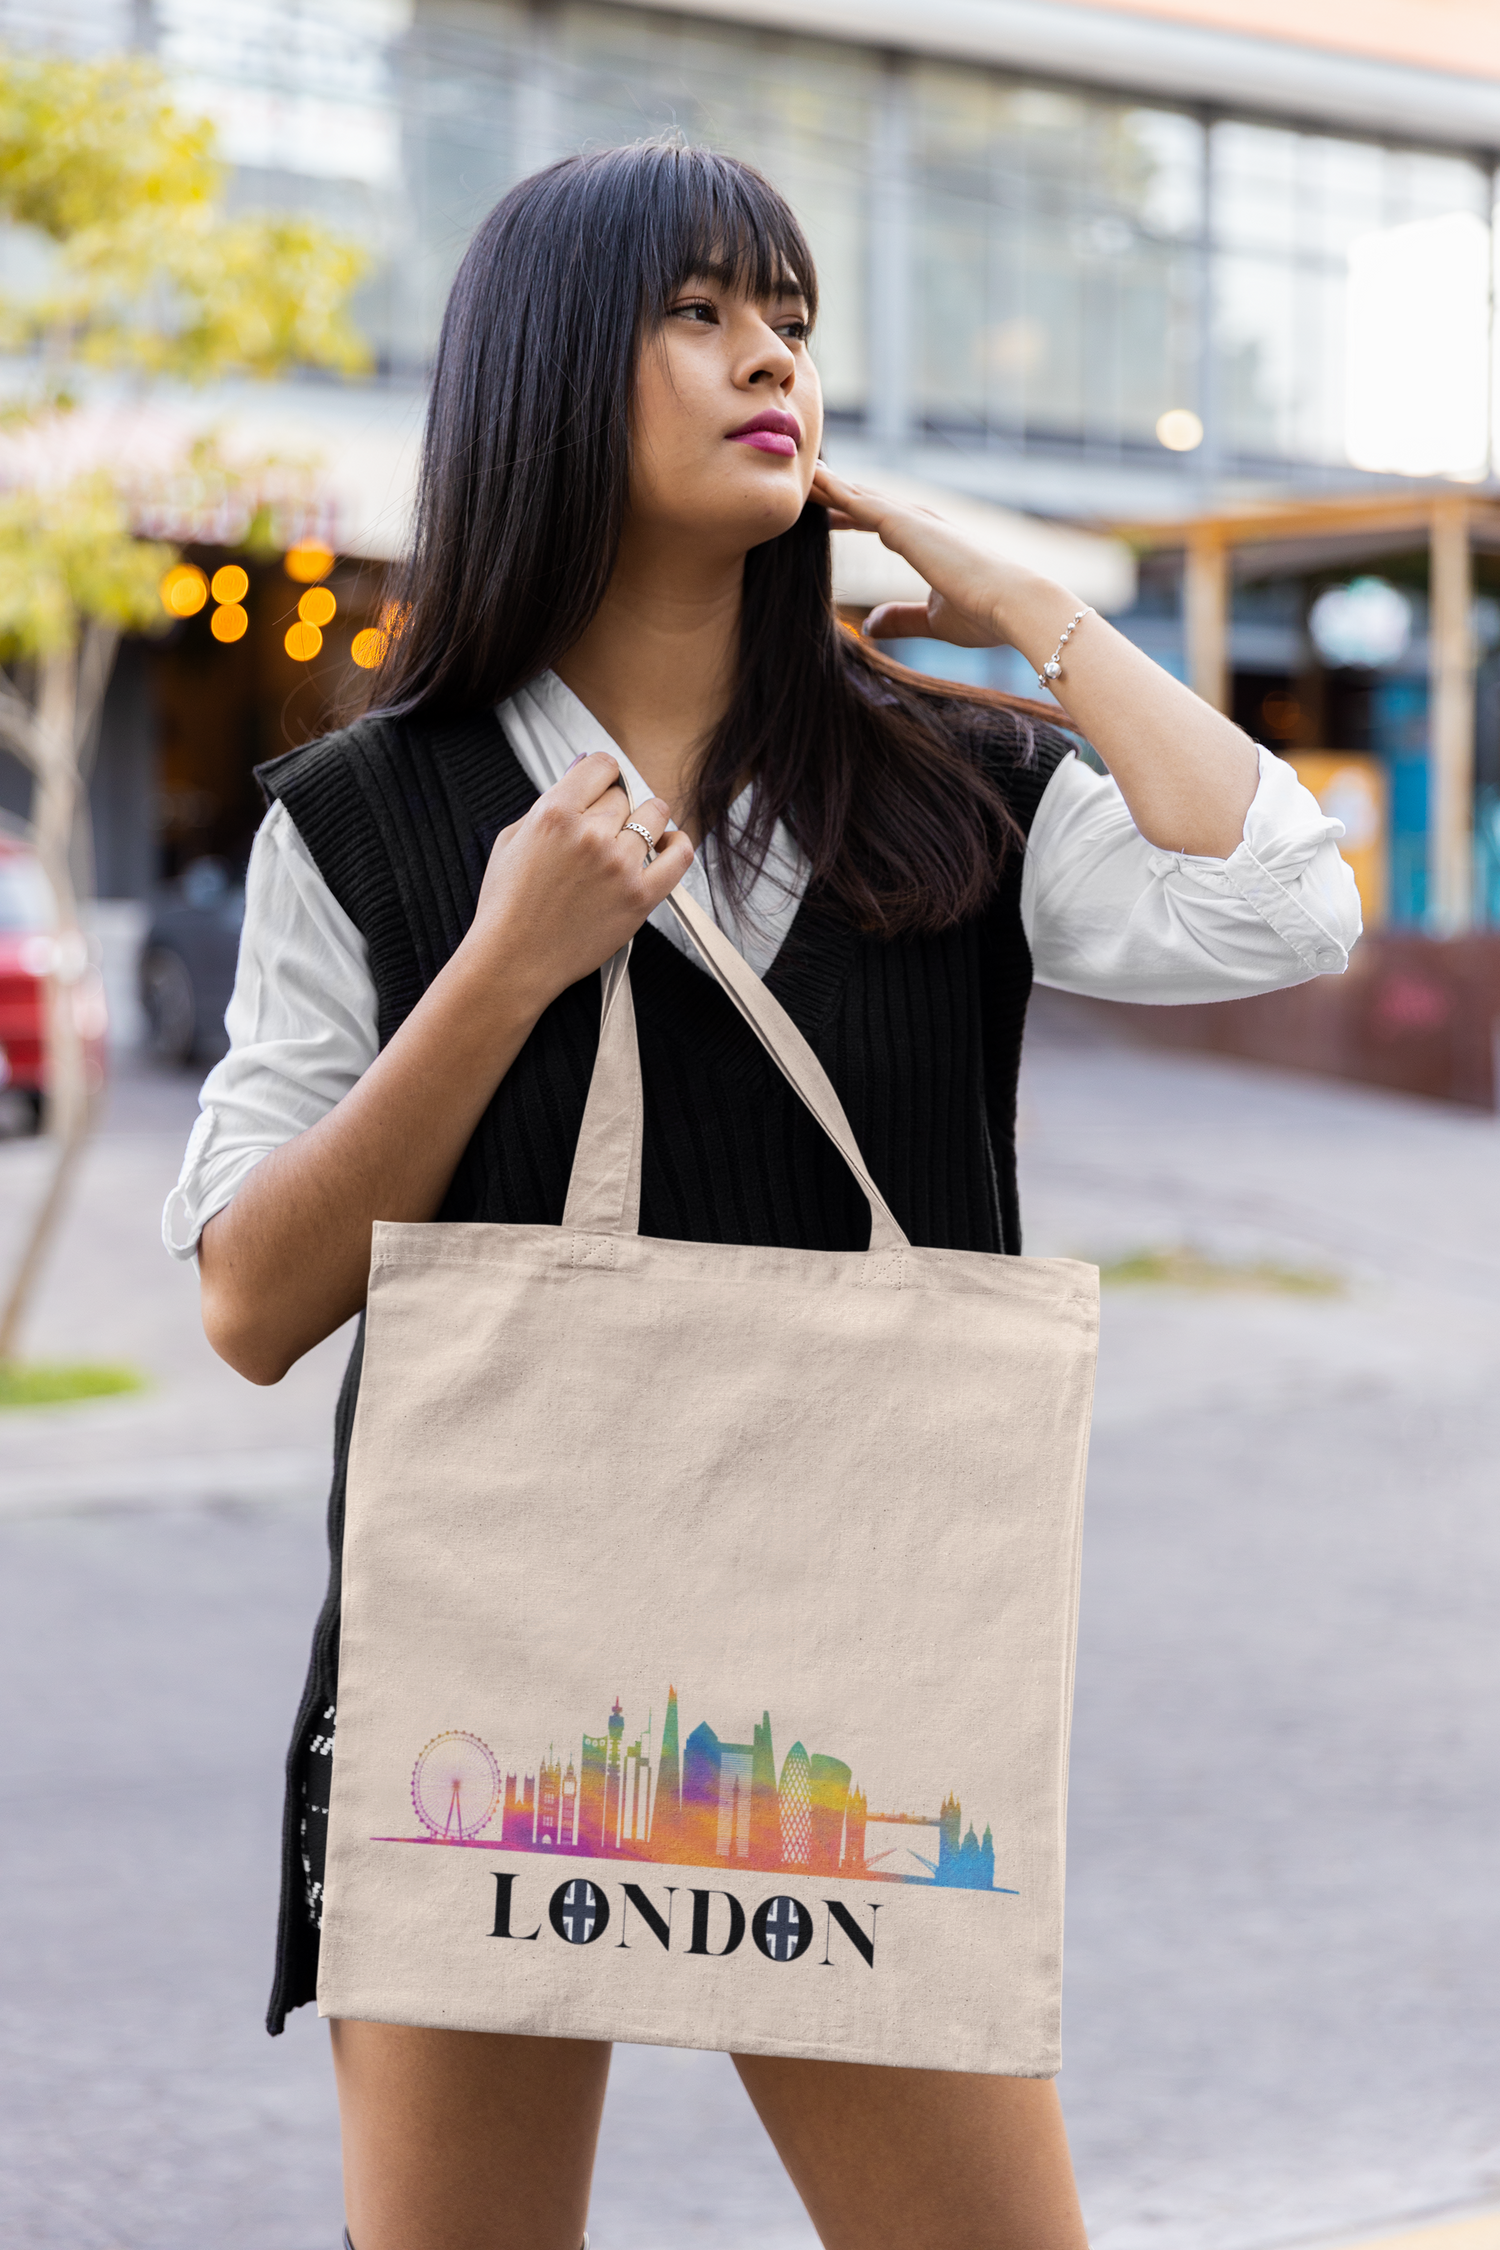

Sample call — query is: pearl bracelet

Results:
[1037,607,1091,691]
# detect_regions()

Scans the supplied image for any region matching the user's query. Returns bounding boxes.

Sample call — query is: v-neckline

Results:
[439,706,853,1037]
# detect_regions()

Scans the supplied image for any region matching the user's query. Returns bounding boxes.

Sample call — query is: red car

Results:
[0,835,108,1133]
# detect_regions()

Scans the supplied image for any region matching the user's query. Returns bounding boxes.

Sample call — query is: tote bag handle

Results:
[562,873,909,1258]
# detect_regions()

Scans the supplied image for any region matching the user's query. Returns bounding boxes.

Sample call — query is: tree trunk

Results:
[0,639,110,1363]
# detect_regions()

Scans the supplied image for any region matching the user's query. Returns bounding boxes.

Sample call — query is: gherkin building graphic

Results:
[778,1741,812,1867]
[378,1680,1016,1893]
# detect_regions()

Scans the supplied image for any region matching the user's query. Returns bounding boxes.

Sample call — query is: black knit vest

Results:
[257,704,1069,2031]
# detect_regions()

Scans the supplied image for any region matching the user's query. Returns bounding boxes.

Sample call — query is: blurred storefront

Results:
[0,0,1496,1089]
[1094,492,1500,1105]
[97,545,387,896]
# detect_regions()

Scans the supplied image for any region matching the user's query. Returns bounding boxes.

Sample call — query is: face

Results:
[628,272,824,557]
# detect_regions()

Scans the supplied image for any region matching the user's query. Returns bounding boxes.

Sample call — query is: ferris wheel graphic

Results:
[411,1731,502,1842]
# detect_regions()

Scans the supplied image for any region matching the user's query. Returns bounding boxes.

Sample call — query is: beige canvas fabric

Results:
[318,884,1098,2075]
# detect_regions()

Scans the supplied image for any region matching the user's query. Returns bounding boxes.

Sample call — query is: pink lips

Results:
[727,409,801,458]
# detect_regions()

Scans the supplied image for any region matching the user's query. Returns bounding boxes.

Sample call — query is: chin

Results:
[746,507,807,553]
[724,479,812,549]
[654,464,810,557]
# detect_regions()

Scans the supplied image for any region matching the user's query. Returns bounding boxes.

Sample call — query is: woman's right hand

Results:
[464,751,695,1012]
[200,751,694,1387]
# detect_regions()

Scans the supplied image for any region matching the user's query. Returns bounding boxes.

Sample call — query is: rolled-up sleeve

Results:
[1020,745,1363,1004]
[161,801,378,1260]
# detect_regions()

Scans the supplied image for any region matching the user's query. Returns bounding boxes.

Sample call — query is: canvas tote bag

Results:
[317,882,1098,2076]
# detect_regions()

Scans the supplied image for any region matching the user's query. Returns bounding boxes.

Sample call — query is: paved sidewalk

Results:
[0,1061,353,1509]
[1020,1002,1500,2250]
[0,1023,1495,2250]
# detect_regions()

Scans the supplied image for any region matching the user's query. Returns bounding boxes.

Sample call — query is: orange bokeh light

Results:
[210,564,249,605]
[284,541,335,583]
[284,621,323,662]
[160,564,208,617]
[211,603,249,643]
[350,627,389,670]
[298,585,337,628]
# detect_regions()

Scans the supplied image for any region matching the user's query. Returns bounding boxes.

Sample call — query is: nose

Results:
[742,320,797,391]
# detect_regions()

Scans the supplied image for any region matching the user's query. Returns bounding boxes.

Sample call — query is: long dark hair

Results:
[371,140,1060,936]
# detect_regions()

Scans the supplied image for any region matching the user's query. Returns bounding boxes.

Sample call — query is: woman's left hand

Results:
[810,461,1020,647]
[809,460,1262,860]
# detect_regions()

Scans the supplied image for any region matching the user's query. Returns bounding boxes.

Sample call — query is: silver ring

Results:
[621,820,657,861]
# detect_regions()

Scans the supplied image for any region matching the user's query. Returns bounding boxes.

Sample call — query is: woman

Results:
[166,141,1358,2250]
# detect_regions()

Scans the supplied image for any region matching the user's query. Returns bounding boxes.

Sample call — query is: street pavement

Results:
[0,1004,1496,2250]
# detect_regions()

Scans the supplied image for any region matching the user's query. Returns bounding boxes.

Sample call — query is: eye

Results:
[668,297,718,325]
[776,316,811,342]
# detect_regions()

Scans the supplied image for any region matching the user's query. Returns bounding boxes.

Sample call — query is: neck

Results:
[552,526,745,833]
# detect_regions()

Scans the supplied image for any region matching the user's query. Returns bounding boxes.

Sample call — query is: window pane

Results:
[910,71,991,426]
[1119,242,1199,439]
[1301,135,1386,259]
[911,67,1203,445]
[1216,256,1345,464]
[157,0,414,366]
[1216,253,1298,457]
[156,0,406,185]
[401,7,530,367]
[1296,256,1347,461]
[1212,122,1491,470]
[916,194,989,427]
[1214,122,1300,255]
[1128,107,1203,239]
[1395,151,1491,224]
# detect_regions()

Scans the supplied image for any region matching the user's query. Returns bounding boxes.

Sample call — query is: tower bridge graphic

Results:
[380,1686,1016,1895]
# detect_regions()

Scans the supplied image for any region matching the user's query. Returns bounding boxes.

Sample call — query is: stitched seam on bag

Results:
[857,1248,905,1290]
[569,1232,619,1270]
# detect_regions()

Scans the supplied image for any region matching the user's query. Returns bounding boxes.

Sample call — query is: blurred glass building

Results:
[1,0,1498,961]
[5,0,1493,502]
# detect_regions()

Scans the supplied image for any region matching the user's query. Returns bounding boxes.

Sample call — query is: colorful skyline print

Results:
[376,1684,1017,1894]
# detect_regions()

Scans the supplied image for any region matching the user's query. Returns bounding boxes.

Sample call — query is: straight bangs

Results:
[632,141,818,329]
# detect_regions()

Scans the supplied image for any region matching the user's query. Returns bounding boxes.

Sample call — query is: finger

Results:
[546,750,625,811]
[811,462,861,500]
[862,602,932,640]
[811,463,881,525]
[615,792,668,838]
[615,794,670,856]
[638,828,695,905]
[813,465,934,538]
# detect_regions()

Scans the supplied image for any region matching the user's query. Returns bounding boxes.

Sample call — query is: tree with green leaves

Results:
[0,49,368,1366]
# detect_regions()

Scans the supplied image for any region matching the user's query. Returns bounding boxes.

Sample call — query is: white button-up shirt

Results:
[163,669,1361,1257]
